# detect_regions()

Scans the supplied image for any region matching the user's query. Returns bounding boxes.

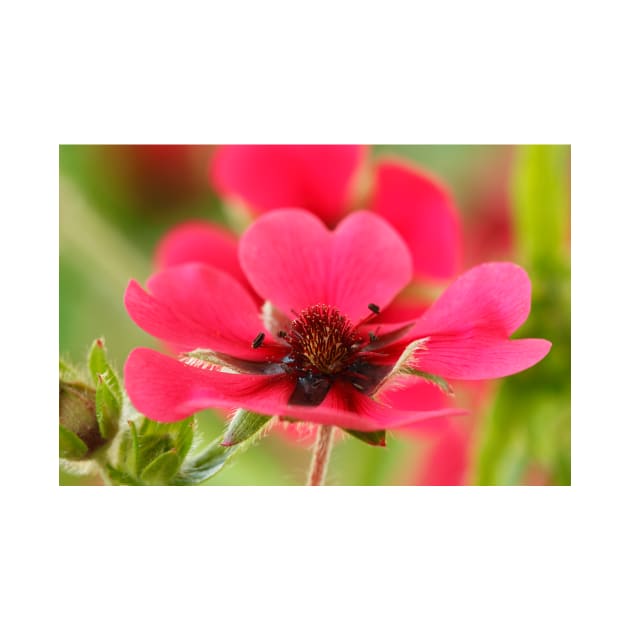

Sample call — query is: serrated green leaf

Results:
[95,375,121,439]
[87,338,122,404]
[140,450,181,485]
[222,409,272,446]
[59,425,88,459]
[88,338,107,383]
[344,429,387,447]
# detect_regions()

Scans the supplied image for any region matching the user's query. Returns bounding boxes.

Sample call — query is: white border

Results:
[4,1,629,628]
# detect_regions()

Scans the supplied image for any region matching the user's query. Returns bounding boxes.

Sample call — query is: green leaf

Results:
[130,417,194,468]
[175,412,272,484]
[95,374,121,439]
[117,421,140,478]
[174,438,240,485]
[140,450,181,485]
[59,425,88,460]
[136,434,172,474]
[88,338,107,383]
[344,429,387,447]
[222,409,272,446]
[173,418,195,462]
[87,338,122,404]
[139,416,171,436]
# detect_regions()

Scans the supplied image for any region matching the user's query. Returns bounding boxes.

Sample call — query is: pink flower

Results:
[190,145,460,282]
[409,419,470,486]
[124,209,551,433]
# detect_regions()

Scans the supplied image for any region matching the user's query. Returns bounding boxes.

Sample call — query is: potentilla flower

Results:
[124,209,551,433]
[154,146,462,451]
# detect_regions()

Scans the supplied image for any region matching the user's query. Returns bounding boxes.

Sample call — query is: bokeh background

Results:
[59,145,570,485]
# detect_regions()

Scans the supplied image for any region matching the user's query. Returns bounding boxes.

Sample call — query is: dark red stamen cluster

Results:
[285,304,361,374]
[248,302,399,406]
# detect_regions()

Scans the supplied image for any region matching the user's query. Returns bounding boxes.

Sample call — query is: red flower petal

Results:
[416,262,535,337]
[394,263,551,379]
[417,335,552,380]
[210,145,364,225]
[285,383,464,431]
[124,263,280,360]
[371,160,462,280]
[124,348,293,422]
[154,220,251,289]
[239,209,413,322]
[125,349,462,431]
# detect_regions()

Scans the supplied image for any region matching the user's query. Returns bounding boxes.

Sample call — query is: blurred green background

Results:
[59,145,570,485]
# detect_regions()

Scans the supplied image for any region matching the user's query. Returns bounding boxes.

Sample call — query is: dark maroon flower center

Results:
[271,304,391,406]
[246,302,411,407]
[285,304,361,375]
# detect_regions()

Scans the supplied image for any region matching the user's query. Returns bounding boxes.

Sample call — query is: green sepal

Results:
[59,425,88,459]
[140,450,181,485]
[221,409,272,446]
[106,464,143,486]
[174,438,240,485]
[174,412,266,485]
[95,374,121,439]
[87,338,122,404]
[404,369,454,396]
[344,428,387,447]
[117,421,140,478]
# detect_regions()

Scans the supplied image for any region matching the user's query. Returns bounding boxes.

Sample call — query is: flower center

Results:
[285,304,361,375]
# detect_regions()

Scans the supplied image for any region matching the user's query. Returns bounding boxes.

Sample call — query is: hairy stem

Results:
[307,425,334,485]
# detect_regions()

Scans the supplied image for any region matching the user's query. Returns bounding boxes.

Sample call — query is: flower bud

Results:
[59,381,108,459]
[59,339,123,462]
